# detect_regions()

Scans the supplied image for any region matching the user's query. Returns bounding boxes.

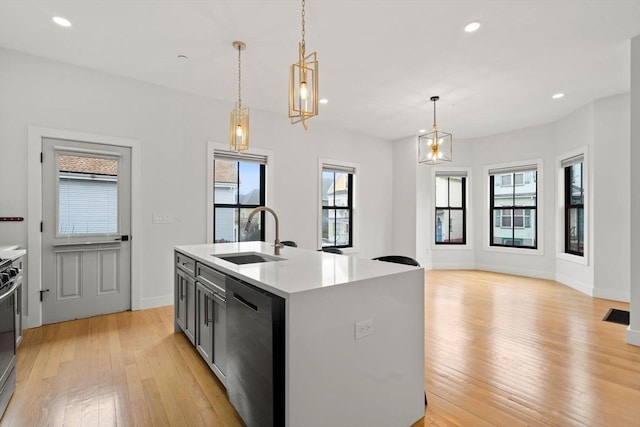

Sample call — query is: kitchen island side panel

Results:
[286,268,425,427]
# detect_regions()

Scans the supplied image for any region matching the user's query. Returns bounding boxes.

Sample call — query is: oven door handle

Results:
[0,281,19,303]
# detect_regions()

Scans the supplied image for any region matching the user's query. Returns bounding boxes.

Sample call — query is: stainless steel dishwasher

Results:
[226,276,285,427]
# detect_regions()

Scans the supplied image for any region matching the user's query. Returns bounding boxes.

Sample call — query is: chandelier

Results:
[230,41,249,152]
[418,96,452,165]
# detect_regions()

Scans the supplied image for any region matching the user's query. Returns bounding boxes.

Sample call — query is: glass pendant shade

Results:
[289,43,318,130]
[419,127,452,164]
[230,102,249,152]
[418,96,453,165]
[230,41,249,152]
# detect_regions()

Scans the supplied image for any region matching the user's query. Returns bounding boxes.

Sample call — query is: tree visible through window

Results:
[213,157,265,243]
[490,168,537,249]
[565,161,584,256]
[435,175,466,244]
[322,168,353,248]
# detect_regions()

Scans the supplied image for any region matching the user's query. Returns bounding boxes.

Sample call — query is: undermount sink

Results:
[213,252,285,265]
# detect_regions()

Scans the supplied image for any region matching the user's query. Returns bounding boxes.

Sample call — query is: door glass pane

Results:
[239,162,261,205]
[322,171,335,207]
[435,177,449,207]
[58,154,118,235]
[449,177,463,208]
[240,208,262,241]
[214,159,238,204]
[214,207,237,243]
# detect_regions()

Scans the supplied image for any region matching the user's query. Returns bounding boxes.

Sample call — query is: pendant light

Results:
[289,0,319,130]
[230,41,249,152]
[418,96,452,165]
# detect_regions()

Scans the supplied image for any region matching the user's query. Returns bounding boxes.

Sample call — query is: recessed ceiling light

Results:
[178,55,188,61]
[464,22,481,32]
[319,98,328,104]
[552,93,565,99]
[419,129,427,133]
[52,16,72,27]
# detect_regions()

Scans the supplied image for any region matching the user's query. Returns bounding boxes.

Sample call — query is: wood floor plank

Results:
[2,270,638,426]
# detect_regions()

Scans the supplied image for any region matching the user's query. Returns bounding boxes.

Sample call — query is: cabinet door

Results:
[211,292,227,383]
[184,275,196,345]
[196,283,213,363]
[175,270,187,330]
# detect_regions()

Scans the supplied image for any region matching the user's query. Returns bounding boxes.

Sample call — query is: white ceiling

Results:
[0,0,639,140]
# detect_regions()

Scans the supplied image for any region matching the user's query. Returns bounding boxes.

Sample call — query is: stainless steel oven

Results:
[0,257,18,418]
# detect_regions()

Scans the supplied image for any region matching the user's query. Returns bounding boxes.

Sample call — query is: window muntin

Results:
[213,158,265,243]
[435,175,466,244]
[490,169,537,249]
[565,161,584,256]
[322,169,353,248]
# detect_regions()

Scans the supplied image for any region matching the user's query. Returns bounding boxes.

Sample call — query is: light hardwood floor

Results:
[2,270,639,426]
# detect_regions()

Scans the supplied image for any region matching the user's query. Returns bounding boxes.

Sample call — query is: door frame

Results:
[27,126,142,329]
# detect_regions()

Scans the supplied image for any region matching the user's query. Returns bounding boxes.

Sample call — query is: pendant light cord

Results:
[301,0,306,53]
[433,98,437,127]
[237,44,242,108]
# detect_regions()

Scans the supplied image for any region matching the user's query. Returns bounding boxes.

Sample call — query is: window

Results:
[489,166,537,249]
[58,154,118,235]
[213,151,266,243]
[564,159,584,256]
[321,164,354,248]
[435,173,466,244]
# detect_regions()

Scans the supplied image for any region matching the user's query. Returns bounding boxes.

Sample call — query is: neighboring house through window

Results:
[563,156,584,256]
[489,164,538,249]
[321,162,355,248]
[435,172,466,244]
[58,154,118,235]
[213,150,266,243]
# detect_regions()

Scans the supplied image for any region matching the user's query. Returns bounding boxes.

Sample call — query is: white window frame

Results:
[556,147,589,265]
[318,158,358,253]
[484,158,544,255]
[207,142,275,244]
[430,167,472,250]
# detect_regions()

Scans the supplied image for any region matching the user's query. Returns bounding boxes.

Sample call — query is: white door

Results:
[41,138,131,324]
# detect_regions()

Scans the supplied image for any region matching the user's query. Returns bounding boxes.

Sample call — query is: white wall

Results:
[392,93,632,302]
[593,94,631,302]
[0,48,394,327]
[629,35,640,346]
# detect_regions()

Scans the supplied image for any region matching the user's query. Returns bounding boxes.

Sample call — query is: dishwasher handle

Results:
[233,294,258,312]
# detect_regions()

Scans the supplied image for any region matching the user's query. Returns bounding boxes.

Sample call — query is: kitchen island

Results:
[175,242,425,427]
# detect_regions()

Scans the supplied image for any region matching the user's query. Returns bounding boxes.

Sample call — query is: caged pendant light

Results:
[230,41,249,152]
[289,0,319,130]
[418,96,452,165]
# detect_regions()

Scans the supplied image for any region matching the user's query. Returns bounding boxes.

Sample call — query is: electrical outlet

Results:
[152,213,173,224]
[355,318,374,340]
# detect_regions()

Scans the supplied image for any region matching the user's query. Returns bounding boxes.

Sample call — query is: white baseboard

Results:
[627,326,640,346]
[593,288,630,303]
[475,263,555,280]
[555,273,594,297]
[140,294,174,310]
[430,262,476,270]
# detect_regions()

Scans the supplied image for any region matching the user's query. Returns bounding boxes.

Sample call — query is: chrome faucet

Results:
[244,206,283,255]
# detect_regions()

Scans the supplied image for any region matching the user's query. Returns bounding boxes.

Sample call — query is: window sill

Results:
[484,245,544,256]
[432,243,472,251]
[557,252,588,266]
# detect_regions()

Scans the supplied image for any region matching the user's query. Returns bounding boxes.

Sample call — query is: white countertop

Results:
[175,242,421,298]
[0,249,26,261]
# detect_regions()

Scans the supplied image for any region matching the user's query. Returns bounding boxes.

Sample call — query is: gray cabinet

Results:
[196,263,227,385]
[175,252,196,344]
